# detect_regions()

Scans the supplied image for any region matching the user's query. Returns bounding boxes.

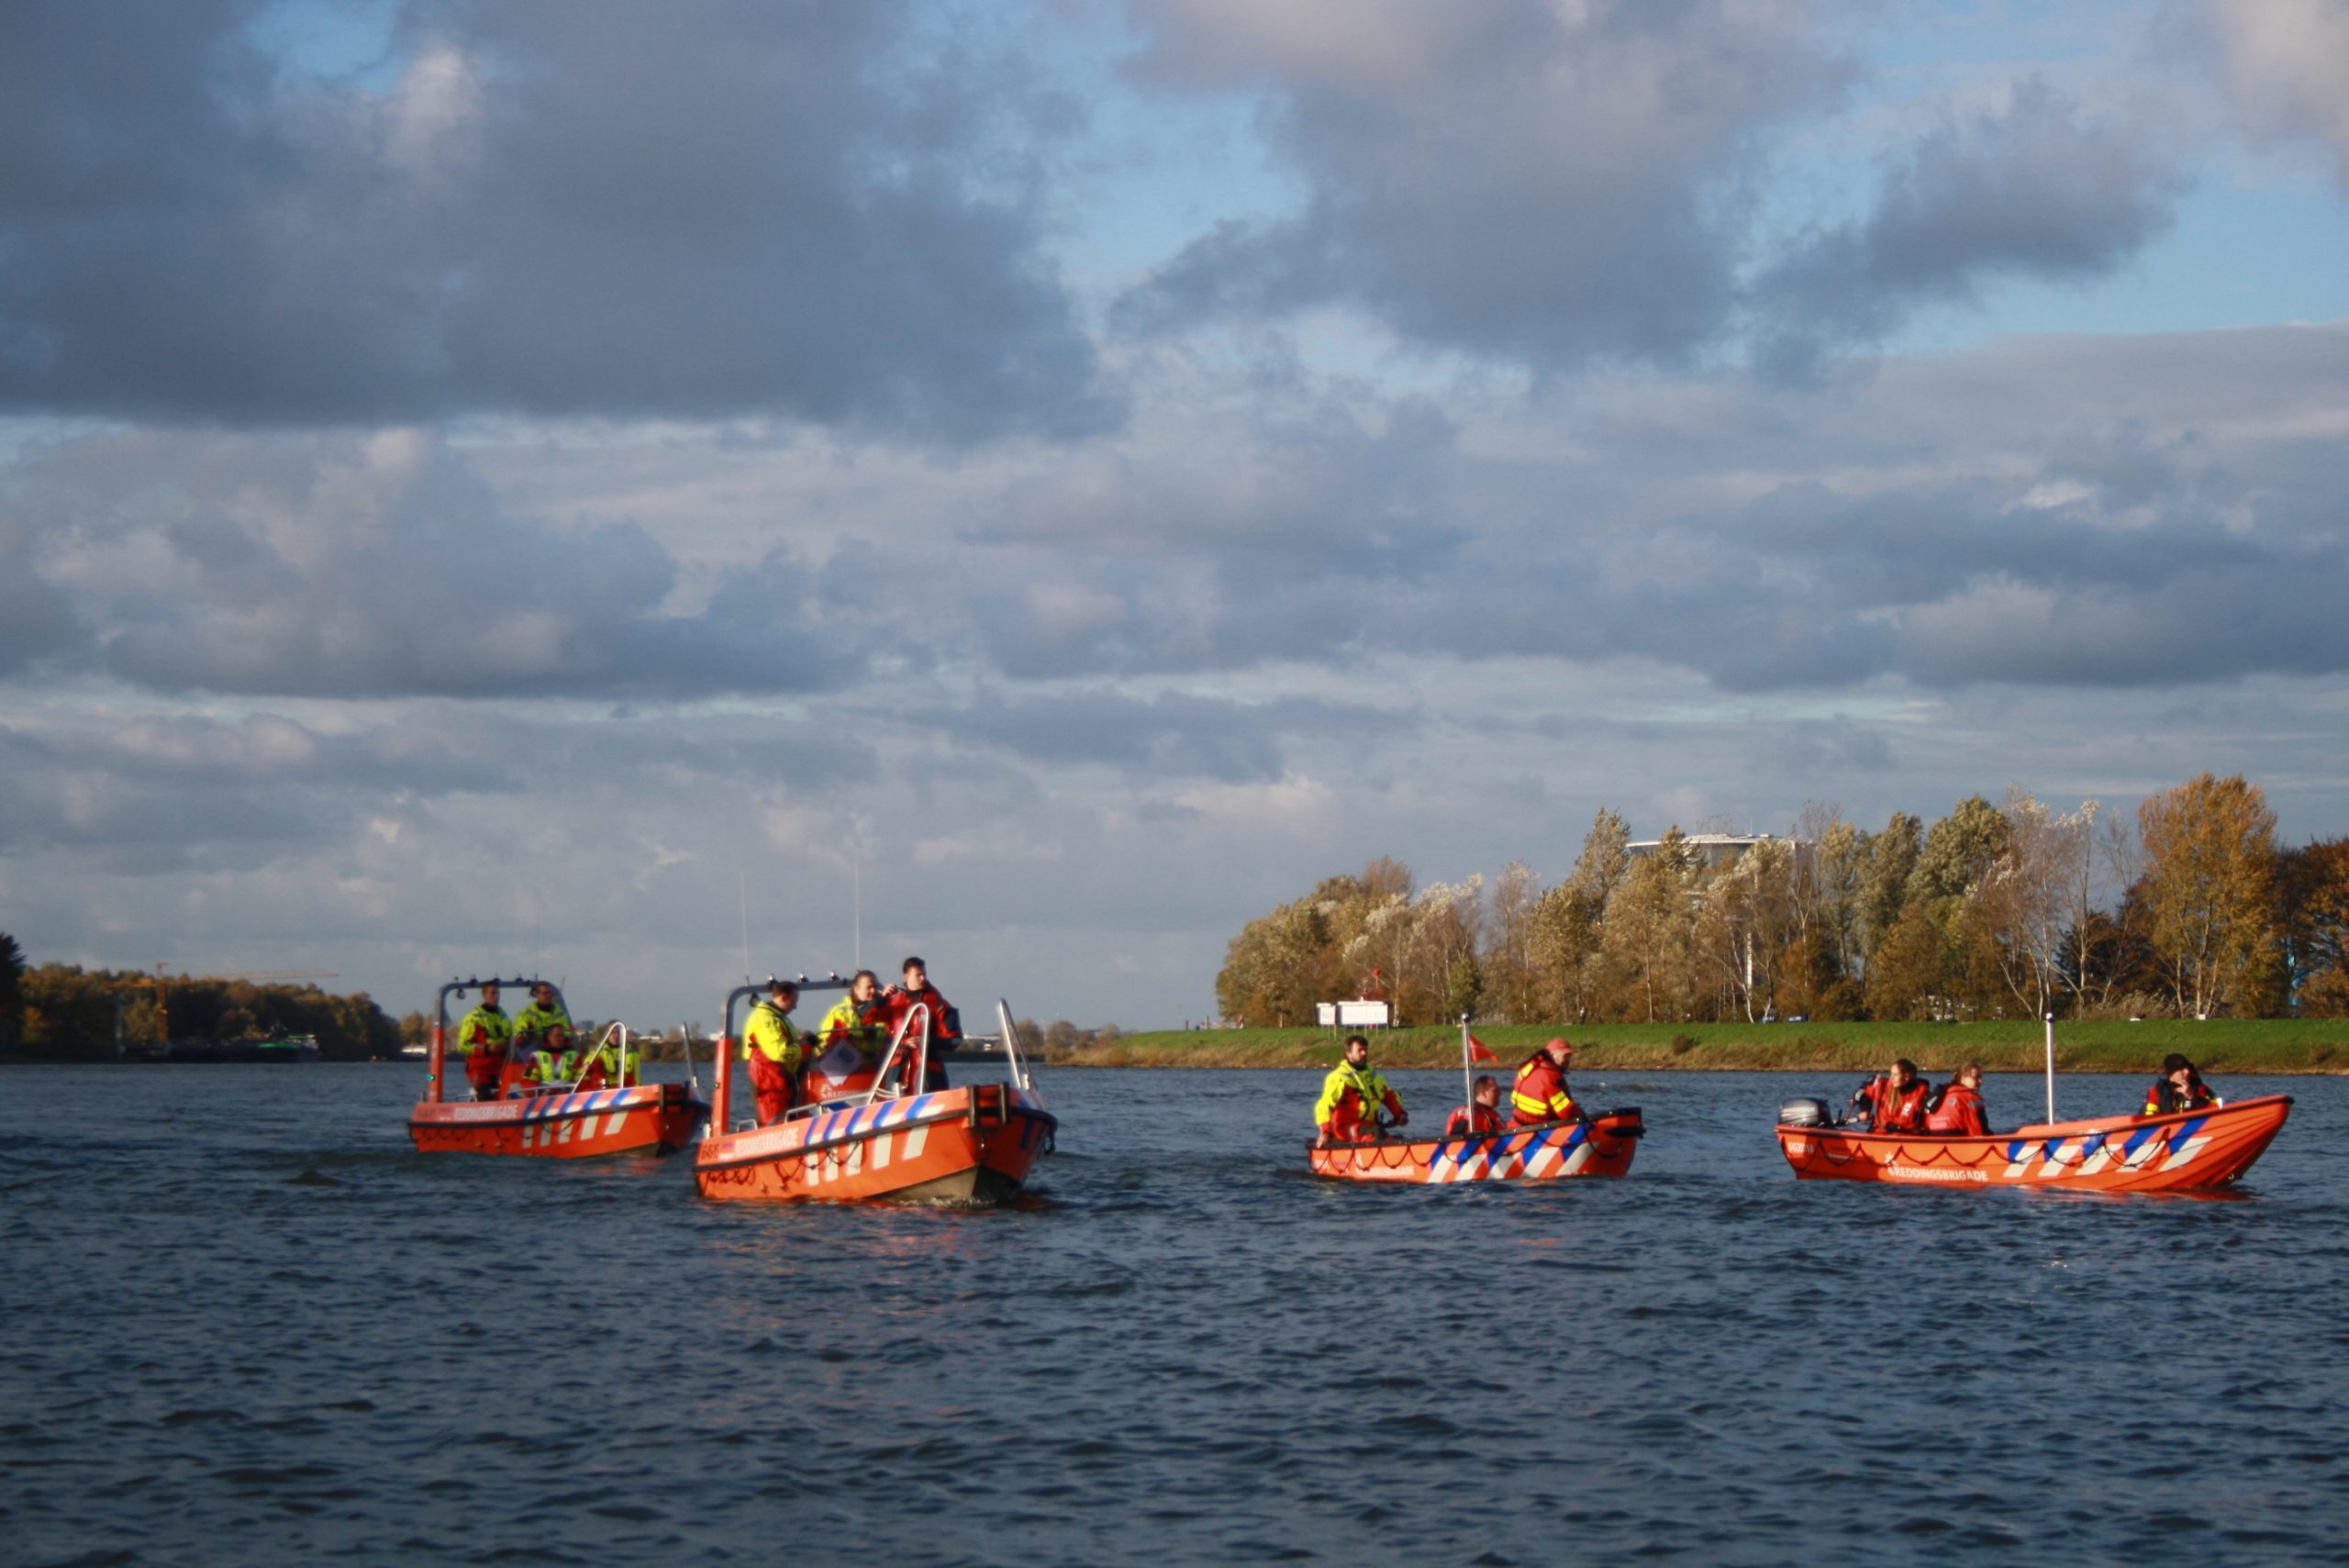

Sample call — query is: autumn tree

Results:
[1977,788,2099,1020]
[1597,829,1699,1022]
[2134,773,2281,1018]
[0,931,22,1054]
[2279,837,2349,1017]
[1857,812,1921,985]
[1481,862,1542,1022]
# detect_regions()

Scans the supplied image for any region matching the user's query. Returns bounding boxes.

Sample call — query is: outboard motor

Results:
[1777,1095,1833,1129]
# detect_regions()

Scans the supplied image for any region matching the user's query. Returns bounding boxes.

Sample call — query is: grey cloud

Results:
[0,2,1111,439]
[9,428,870,700]
[915,689,1392,783]
[1753,79,2187,376]
[1118,0,1843,367]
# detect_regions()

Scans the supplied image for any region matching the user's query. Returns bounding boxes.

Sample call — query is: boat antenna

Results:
[852,849,863,972]
[738,868,751,984]
[1458,1012,1475,1130]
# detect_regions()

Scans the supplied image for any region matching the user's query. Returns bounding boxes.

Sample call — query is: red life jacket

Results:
[1444,1104,1503,1137]
[2143,1077,2218,1116]
[1863,1074,1930,1132]
[1926,1083,1987,1136]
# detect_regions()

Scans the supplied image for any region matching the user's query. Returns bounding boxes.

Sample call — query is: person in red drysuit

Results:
[1444,1075,1505,1137]
[1926,1061,1989,1136]
[1853,1059,1930,1132]
[882,956,960,1091]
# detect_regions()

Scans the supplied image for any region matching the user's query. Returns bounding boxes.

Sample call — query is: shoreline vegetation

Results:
[1050,1020,2349,1074]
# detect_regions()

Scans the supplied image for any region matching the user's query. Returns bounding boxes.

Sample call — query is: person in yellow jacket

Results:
[513,983,573,1055]
[455,982,515,1101]
[1314,1033,1406,1144]
[575,1033,640,1090]
[819,970,889,1055]
[524,1045,577,1086]
[743,979,803,1126]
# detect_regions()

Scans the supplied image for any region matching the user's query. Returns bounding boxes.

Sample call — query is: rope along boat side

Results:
[1774,1094,2292,1191]
[1309,1109,1645,1184]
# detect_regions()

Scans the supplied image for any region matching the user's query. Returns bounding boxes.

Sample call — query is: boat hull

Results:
[695,1084,1054,1204]
[1774,1093,2293,1192]
[1308,1110,1643,1184]
[408,1082,705,1158]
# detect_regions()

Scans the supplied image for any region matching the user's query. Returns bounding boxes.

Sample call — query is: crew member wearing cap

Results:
[1511,1037,1583,1126]
[454,981,514,1102]
[743,980,804,1126]
[1315,1033,1407,1144]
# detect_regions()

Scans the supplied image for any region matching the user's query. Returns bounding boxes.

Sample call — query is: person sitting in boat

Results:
[1925,1061,1989,1136]
[744,979,805,1126]
[1852,1059,1930,1132]
[1444,1075,1505,1137]
[1509,1038,1583,1127]
[514,982,573,1056]
[2142,1053,2221,1116]
[573,1033,640,1091]
[820,969,890,1059]
[1315,1033,1406,1144]
[882,956,960,1091]
[522,1043,577,1089]
[454,981,515,1102]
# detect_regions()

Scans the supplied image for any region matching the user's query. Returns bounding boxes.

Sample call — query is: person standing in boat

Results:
[454,982,515,1102]
[1926,1062,1989,1136]
[743,979,805,1126]
[883,956,960,1090]
[1852,1059,1930,1132]
[1509,1038,1584,1127]
[1315,1033,1406,1144]
[2143,1053,2221,1116]
[1444,1074,1505,1136]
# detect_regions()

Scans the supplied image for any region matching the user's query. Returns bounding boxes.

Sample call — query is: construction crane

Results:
[107,962,176,1056]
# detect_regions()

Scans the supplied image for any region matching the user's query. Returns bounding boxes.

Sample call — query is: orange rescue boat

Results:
[408,976,704,1158]
[695,977,1055,1205]
[1309,1109,1644,1184]
[1774,1094,2293,1192]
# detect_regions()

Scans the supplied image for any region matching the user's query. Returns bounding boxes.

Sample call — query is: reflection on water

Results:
[0,1063,2343,1567]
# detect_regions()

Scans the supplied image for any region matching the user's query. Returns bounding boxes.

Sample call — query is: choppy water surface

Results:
[2,1062,2343,1567]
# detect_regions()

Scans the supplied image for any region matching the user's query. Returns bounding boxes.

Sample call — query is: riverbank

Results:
[1052,1018,2349,1073]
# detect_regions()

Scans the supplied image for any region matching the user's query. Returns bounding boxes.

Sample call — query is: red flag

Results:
[1467,1034,1499,1063]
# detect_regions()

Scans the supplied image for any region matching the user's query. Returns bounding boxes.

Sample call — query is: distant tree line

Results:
[1217,773,2349,1028]
[0,941,402,1061]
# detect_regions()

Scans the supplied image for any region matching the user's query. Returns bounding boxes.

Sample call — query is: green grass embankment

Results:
[1057,1019,2349,1073]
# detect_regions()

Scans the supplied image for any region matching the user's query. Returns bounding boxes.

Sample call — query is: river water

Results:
[2,1062,2343,1567]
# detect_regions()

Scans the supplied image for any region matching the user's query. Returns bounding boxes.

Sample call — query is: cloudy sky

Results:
[4,0,2345,1030]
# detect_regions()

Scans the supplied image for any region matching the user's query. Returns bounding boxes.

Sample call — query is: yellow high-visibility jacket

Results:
[514,1001,573,1045]
[456,1003,512,1056]
[1314,1061,1398,1130]
[743,1001,802,1072]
